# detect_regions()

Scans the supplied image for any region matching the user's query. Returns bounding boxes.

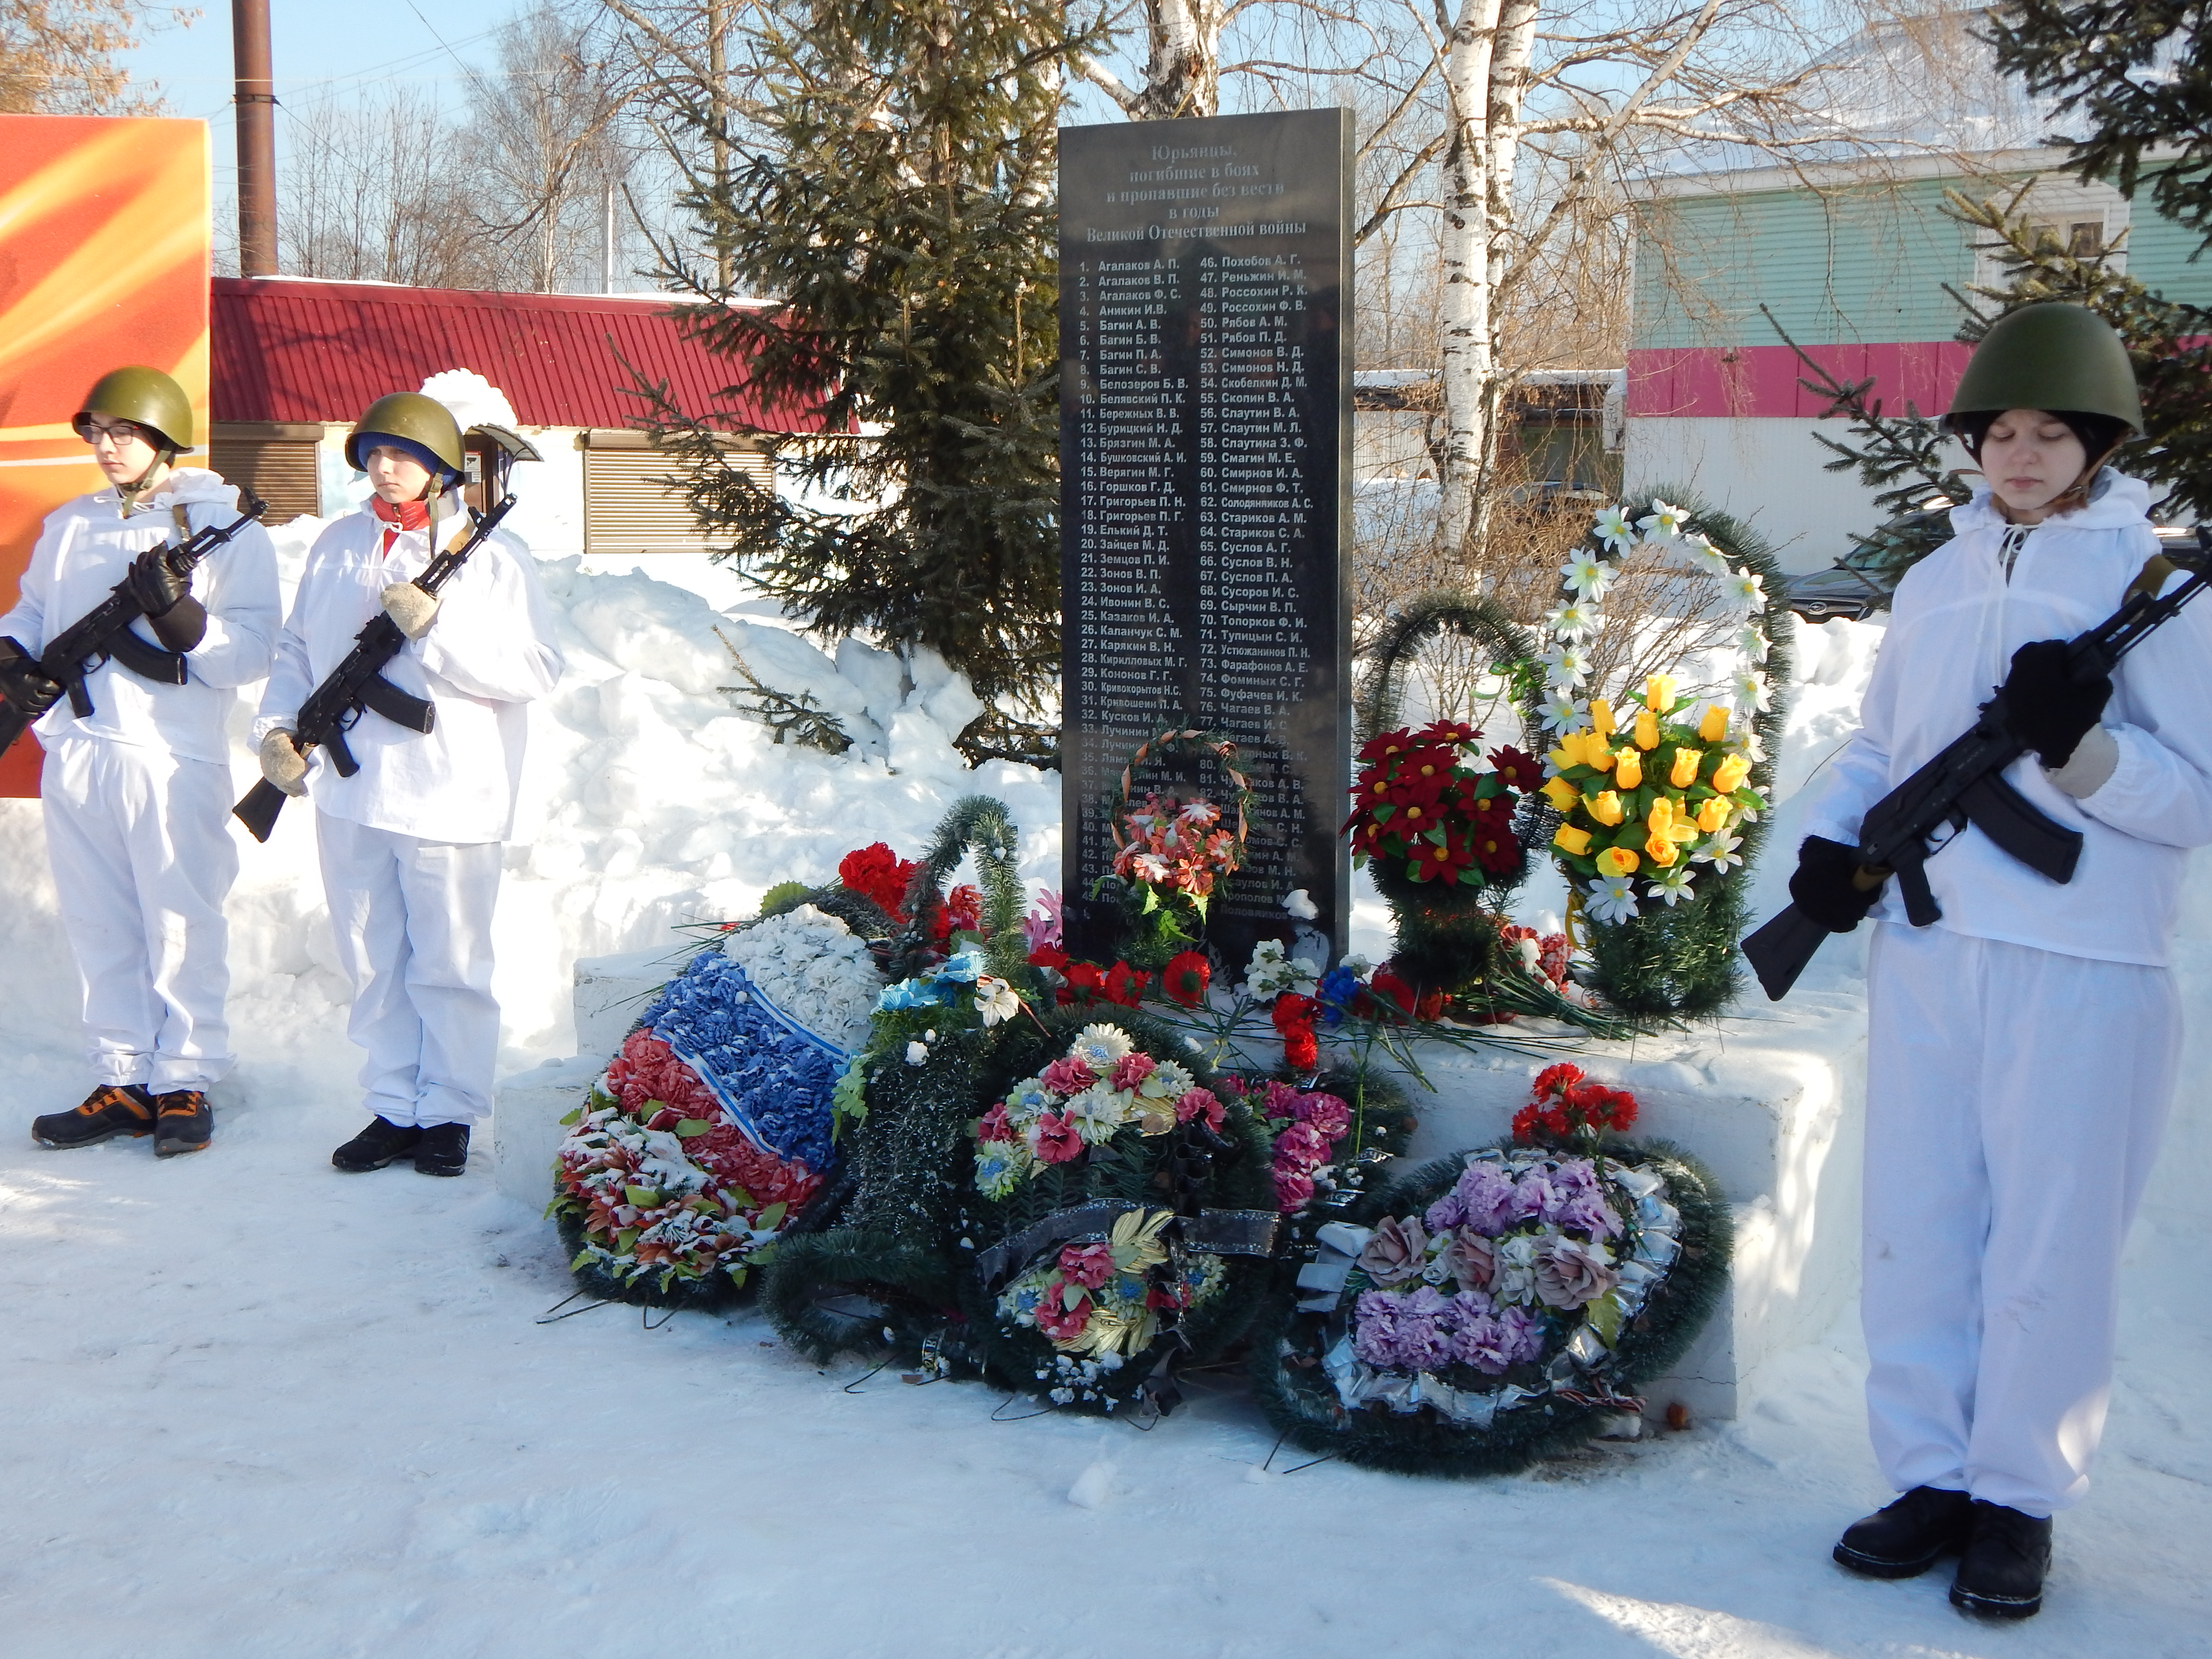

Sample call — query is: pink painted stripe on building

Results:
[1627,342,1974,420]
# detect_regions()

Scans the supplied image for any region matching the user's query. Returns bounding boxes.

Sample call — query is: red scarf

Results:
[370,494,431,557]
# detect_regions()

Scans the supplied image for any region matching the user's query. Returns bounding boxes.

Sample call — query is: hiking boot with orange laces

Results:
[32,1084,157,1149]
[152,1090,212,1157]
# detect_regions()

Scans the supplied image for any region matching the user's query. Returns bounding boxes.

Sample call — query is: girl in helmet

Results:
[0,367,279,1158]
[255,392,563,1179]
[1791,304,2212,1618]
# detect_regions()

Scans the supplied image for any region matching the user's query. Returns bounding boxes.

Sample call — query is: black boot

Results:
[1950,1500,2051,1620]
[152,1090,212,1157]
[333,1116,423,1172]
[1833,1486,1974,1578]
[414,1121,470,1177]
[33,1084,156,1149]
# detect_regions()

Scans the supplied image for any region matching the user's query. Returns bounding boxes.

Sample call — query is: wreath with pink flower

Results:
[948,1003,1280,1416]
[1250,1073,1730,1474]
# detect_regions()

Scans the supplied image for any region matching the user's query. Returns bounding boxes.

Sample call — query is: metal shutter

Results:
[206,433,321,524]
[584,440,773,556]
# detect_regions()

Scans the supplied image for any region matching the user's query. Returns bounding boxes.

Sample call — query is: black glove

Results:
[126,544,192,616]
[1998,638,2111,769]
[1790,835,1884,934]
[126,548,206,651]
[0,635,62,716]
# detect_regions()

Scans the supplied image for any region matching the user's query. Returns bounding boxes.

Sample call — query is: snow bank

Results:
[22,532,1062,1071]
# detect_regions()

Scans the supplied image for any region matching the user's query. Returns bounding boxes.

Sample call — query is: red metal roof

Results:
[210,277,827,433]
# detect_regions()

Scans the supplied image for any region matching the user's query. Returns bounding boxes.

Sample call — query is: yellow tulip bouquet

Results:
[1543,675,1764,922]
[1533,498,1789,1017]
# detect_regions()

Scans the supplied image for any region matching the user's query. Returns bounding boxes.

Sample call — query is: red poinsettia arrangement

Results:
[1344,719,1539,887]
[1511,1062,1638,1152]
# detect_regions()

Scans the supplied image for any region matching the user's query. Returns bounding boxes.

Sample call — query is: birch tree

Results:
[1415,0,1845,553]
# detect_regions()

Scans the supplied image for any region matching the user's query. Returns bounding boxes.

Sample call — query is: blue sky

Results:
[120,1,518,193]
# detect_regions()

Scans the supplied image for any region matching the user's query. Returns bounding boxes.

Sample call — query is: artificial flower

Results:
[1710,752,1752,794]
[1644,833,1678,868]
[1596,845,1639,878]
[1589,698,1617,739]
[1587,874,1639,924]
[1737,624,1770,664]
[1532,1235,1619,1310]
[1541,643,1592,688]
[1693,830,1745,873]
[1669,746,1703,789]
[1613,747,1643,789]
[974,974,1021,1026]
[1723,569,1766,613]
[1542,776,1580,812]
[1638,499,1689,540]
[1643,674,1677,714]
[1586,789,1625,827]
[1695,794,1731,833]
[1652,863,1697,905]
[1546,598,1598,640]
[1490,1232,1540,1305]
[1592,504,1636,550]
[1161,950,1210,1008]
[1731,669,1772,715]
[1539,687,1585,733]
[1174,1087,1226,1130]
[1552,824,1592,857]
[1632,709,1660,751]
[1357,1215,1430,1286]
[1489,745,1539,793]
[1030,1110,1085,1164]
[1561,548,1614,598]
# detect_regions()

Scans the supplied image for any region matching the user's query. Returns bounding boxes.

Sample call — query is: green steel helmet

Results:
[345,392,466,476]
[73,365,195,453]
[1945,302,2143,433]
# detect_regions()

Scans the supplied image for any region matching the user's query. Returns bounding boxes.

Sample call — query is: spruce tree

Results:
[1990,2,2212,249]
[640,0,1086,714]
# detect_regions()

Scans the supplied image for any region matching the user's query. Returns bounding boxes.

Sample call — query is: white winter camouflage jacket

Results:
[1805,471,2212,966]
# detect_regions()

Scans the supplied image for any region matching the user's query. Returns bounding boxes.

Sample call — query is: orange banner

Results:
[0,114,212,796]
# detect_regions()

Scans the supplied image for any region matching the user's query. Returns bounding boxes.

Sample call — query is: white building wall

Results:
[1625,416,1925,574]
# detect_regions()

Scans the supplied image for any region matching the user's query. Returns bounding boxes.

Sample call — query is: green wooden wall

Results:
[1634,167,2212,351]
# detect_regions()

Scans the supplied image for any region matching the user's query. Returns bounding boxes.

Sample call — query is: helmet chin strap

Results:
[2045,441,2126,517]
[115,448,178,508]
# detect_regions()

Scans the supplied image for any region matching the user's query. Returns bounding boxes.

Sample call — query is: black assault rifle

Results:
[232,492,516,843]
[0,491,269,763]
[1742,527,2212,999]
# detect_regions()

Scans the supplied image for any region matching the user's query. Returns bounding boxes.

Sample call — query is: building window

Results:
[582,431,773,556]
[207,422,323,523]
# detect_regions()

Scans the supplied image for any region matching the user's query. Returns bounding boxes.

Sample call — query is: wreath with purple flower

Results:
[1251,1134,1729,1475]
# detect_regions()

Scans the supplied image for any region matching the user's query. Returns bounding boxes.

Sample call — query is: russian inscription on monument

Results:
[1058,108,1353,971]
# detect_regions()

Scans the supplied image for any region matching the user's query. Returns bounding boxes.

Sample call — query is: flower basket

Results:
[548,911,882,1307]
[948,1004,1280,1415]
[760,795,1044,1363]
[1250,1070,1730,1474]
[1528,494,1794,1020]
[1093,728,1254,972]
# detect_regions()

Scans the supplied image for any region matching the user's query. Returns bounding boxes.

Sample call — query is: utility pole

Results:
[233,0,279,276]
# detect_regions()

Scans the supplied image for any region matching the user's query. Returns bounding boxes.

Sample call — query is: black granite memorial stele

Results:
[1058,108,1353,975]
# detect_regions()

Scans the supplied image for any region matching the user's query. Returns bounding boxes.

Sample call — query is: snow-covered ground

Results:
[1,570,2207,1657]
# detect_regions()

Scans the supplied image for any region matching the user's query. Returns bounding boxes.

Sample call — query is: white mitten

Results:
[381,581,441,639]
[259,729,309,797]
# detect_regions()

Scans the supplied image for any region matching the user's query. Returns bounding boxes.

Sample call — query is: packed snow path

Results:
[1,1034,2207,1657]
[1,556,2206,1654]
